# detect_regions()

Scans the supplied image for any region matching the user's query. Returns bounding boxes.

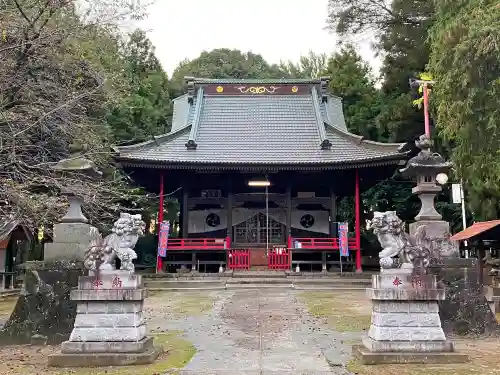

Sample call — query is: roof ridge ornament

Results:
[320,76,330,103]
[186,76,195,104]
[321,139,332,150]
[185,139,197,150]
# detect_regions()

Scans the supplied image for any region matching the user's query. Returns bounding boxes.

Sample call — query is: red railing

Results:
[290,237,358,250]
[268,247,290,270]
[228,249,250,270]
[165,237,230,250]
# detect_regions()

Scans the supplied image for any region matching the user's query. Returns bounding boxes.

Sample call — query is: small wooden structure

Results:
[451,220,500,314]
[0,220,32,289]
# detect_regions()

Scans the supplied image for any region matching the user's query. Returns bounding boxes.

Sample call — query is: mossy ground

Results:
[145,291,214,321]
[0,331,196,375]
[299,290,500,375]
[298,290,371,332]
[0,292,209,375]
[0,297,18,318]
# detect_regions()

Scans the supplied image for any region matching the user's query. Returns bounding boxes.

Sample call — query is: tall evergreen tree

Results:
[429,0,500,220]
[107,29,171,142]
[169,49,288,97]
[325,46,382,140]
[278,52,328,79]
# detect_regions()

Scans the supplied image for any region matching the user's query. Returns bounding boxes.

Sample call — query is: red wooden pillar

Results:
[355,169,362,272]
[157,172,164,273]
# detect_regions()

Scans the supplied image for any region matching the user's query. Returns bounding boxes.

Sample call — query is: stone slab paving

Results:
[147,289,359,375]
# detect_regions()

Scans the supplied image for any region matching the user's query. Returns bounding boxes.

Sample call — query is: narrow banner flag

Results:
[157,221,170,257]
[338,222,349,257]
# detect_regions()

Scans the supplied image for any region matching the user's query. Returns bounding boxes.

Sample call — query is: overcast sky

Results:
[138,0,380,78]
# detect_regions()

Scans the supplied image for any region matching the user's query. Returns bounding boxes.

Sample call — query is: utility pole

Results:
[460,179,469,258]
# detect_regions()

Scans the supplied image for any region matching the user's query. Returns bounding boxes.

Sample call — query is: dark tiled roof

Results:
[115,78,405,168]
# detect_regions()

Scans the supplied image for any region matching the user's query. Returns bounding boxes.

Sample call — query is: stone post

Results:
[48,271,161,367]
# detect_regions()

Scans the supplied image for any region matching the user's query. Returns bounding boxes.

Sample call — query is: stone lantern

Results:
[44,155,103,262]
[400,134,452,221]
[52,156,103,224]
[400,135,457,258]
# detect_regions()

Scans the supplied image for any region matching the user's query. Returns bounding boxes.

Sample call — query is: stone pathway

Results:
[147,289,360,375]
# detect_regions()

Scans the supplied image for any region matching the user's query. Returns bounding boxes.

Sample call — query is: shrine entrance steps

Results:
[0,289,20,299]
[143,271,372,291]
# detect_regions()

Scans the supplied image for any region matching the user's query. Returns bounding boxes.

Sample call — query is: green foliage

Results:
[324,45,382,139]
[106,29,172,142]
[376,0,434,143]
[428,0,500,220]
[278,51,328,79]
[169,48,288,97]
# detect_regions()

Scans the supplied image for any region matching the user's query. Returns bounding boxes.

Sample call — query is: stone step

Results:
[224,277,370,286]
[226,277,292,284]
[232,271,287,278]
[144,280,226,289]
[0,289,20,299]
[143,274,223,281]
[288,273,373,280]
[148,286,226,292]
[293,285,367,291]
[226,283,292,289]
[142,271,375,280]
[292,278,370,284]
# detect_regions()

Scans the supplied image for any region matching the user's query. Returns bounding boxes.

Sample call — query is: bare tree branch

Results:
[0,0,153,231]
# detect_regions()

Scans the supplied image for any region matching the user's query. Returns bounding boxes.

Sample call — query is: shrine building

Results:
[114,77,407,273]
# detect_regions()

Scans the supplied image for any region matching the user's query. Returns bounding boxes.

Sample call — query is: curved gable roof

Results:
[115,78,405,169]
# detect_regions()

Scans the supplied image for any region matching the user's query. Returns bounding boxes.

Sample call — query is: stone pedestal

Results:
[44,222,99,262]
[353,270,468,364]
[409,220,458,259]
[48,271,162,367]
[484,285,500,315]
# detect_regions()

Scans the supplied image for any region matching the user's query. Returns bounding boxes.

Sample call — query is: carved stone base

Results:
[353,272,468,364]
[48,346,162,367]
[352,345,469,365]
[48,271,161,367]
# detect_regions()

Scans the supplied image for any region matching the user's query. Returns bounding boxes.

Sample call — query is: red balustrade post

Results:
[157,172,164,273]
[287,235,292,249]
[355,169,362,272]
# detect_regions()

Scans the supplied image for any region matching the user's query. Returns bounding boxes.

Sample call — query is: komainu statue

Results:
[371,211,432,273]
[84,213,146,273]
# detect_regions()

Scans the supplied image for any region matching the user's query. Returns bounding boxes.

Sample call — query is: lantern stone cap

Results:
[52,155,102,179]
[400,135,452,178]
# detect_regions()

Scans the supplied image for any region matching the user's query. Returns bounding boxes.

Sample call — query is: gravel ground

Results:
[146,289,361,375]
